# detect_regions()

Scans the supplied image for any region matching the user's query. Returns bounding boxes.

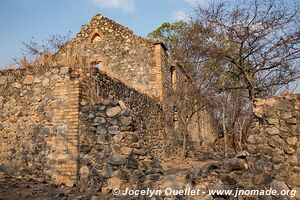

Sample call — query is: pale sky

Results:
[0,0,202,68]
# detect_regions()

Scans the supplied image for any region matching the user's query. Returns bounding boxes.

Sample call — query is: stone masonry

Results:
[0,66,79,186]
[0,13,176,188]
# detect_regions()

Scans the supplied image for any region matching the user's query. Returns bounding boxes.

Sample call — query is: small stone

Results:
[12,82,21,88]
[126,156,138,169]
[145,168,164,175]
[236,150,249,159]
[94,117,106,124]
[80,145,92,154]
[131,142,141,148]
[286,118,297,124]
[108,126,119,135]
[96,126,107,135]
[268,135,287,149]
[287,137,298,146]
[97,135,106,143]
[282,112,293,119]
[79,166,89,180]
[118,100,126,109]
[103,165,113,178]
[106,106,121,117]
[81,154,92,165]
[266,118,279,125]
[90,196,101,200]
[88,113,94,119]
[121,147,133,156]
[112,144,121,153]
[106,177,122,190]
[9,115,18,123]
[133,149,147,155]
[220,174,237,185]
[255,160,273,171]
[113,133,124,142]
[51,74,61,82]
[42,78,50,87]
[51,68,59,74]
[119,169,130,180]
[23,75,34,84]
[265,127,280,135]
[248,134,264,144]
[60,67,69,75]
[124,132,139,142]
[271,180,289,194]
[253,173,272,185]
[144,174,162,181]
[0,76,7,85]
[275,99,294,111]
[108,153,126,165]
[119,116,132,126]
[80,100,88,108]
[224,158,245,171]
[34,77,41,83]
[287,173,300,187]
[108,119,118,125]
[132,170,145,180]
[285,147,296,155]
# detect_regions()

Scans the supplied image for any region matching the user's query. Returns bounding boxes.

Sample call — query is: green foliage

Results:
[147,21,188,55]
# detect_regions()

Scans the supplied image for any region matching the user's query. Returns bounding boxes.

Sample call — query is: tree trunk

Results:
[181,129,187,164]
[222,103,228,158]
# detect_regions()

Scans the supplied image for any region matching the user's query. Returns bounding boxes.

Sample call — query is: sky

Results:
[0,0,201,68]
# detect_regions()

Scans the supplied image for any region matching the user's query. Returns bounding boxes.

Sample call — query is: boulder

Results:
[253,173,272,185]
[106,106,121,117]
[126,156,139,169]
[108,153,126,166]
[224,158,245,171]
[119,116,132,126]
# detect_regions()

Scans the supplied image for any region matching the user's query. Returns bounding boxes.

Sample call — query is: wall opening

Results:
[91,34,102,43]
[87,29,105,44]
[173,106,178,129]
[171,66,176,90]
[91,61,102,70]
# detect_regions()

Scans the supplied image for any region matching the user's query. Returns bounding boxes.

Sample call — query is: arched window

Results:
[87,29,105,44]
[91,61,102,70]
[88,55,106,71]
[91,33,102,43]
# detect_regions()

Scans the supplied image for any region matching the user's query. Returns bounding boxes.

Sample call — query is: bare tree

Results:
[192,0,300,102]
[12,33,70,68]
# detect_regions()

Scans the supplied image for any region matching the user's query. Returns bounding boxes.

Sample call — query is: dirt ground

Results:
[0,175,104,200]
[0,159,213,200]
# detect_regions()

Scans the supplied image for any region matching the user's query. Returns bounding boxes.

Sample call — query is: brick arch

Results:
[87,29,105,44]
[88,55,107,68]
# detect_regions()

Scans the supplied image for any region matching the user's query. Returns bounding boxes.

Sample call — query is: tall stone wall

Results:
[78,99,164,195]
[79,68,175,159]
[0,66,79,186]
[54,14,168,101]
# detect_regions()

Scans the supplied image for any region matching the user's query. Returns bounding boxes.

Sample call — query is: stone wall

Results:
[54,14,168,101]
[78,99,164,195]
[0,66,79,186]
[180,95,300,200]
[246,94,300,191]
[79,68,176,159]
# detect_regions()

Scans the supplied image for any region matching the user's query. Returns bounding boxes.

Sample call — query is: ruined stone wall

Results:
[78,100,164,194]
[179,95,300,200]
[55,14,166,101]
[0,66,79,186]
[246,94,300,193]
[79,68,175,159]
